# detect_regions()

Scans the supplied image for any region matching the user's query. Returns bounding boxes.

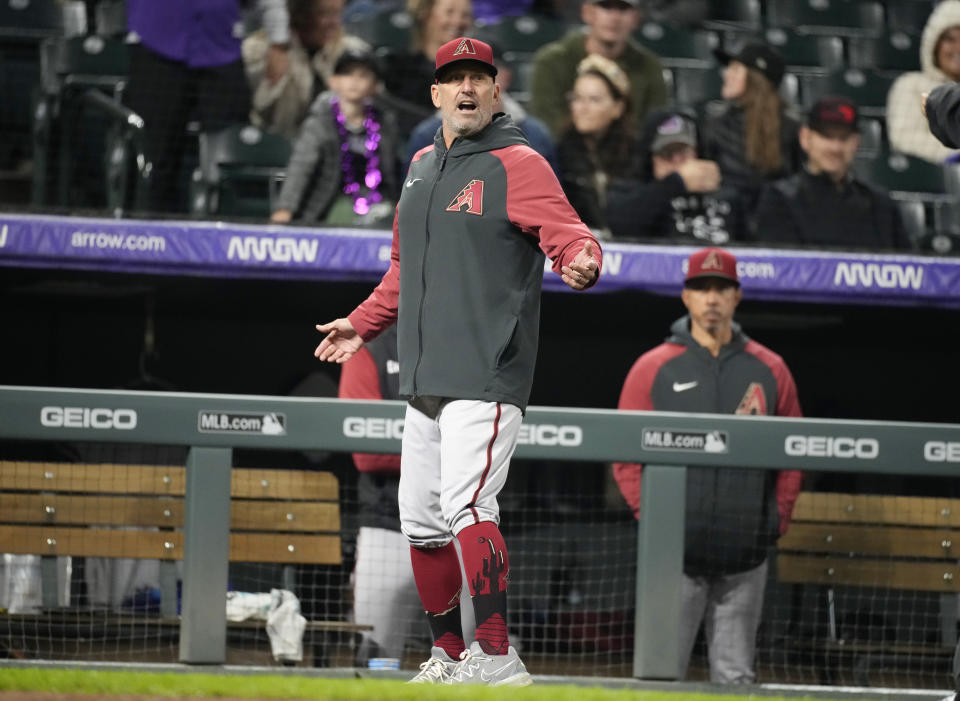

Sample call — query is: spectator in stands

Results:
[701,41,802,218]
[606,108,747,243]
[557,54,643,233]
[124,0,289,213]
[402,42,557,172]
[888,0,960,163]
[754,96,911,251]
[243,0,370,139]
[613,246,804,685]
[379,0,474,134]
[340,324,477,663]
[271,49,399,225]
[529,0,668,139]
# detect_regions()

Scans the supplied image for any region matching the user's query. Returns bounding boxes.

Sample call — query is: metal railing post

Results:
[633,464,686,679]
[179,446,232,664]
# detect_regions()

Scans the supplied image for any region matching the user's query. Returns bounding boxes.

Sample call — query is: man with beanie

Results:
[613,247,804,684]
[313,36,601,685]
[754,96,911,251]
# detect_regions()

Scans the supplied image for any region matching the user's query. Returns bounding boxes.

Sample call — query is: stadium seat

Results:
[0,0,62,173]
[32,35,131,208]
[669,66,723,112]
[191,124,292,218]
[729,28,844,76]
[766,0,884,37]
[800,68,894,117]
[701,0,763,31]
[857,117,886,157]
[343,9,414,52]
[848,32,922,73]
[474,14,569,54]
[884,0,935,35]
[855,149,946,195]
[634,22,718,68]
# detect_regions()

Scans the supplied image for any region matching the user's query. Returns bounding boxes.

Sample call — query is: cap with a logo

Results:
[808,95,859,134]
[651,114,697,153]
[685,247,739,285]
[712,41,785,88]
[434,37,497,80]
[334,49,382,79]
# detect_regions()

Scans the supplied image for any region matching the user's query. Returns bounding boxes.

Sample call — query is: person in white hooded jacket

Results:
[887,0,960,163]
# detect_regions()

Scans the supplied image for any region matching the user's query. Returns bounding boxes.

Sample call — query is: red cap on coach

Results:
[434,37,498,80]
[685,247,739,286]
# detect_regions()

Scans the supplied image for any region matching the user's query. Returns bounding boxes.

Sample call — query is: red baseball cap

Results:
[434,37,498,81]
[685,247,739,286]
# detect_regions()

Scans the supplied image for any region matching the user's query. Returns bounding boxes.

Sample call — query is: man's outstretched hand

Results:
[561,240,600,290]
[314,318,364,363]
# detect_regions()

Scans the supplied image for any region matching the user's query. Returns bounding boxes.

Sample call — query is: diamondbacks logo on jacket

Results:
[736,382,767,415]
[453,38,477,56]
[447,179,484,215]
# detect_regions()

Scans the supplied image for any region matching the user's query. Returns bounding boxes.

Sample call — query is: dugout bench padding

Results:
[777,491,960,683]
[0,460,369,659]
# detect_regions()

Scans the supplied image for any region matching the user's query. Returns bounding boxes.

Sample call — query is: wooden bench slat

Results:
[0,494,340,532]
[778,553,960,592]
[791,492,960,527]
[0,526,342,565]
[0,462,185,494]
[1,462,339,501]
[779,523,960,559]
[231,468,338,500]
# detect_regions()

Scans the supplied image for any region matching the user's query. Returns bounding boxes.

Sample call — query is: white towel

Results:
[225,588,306,662]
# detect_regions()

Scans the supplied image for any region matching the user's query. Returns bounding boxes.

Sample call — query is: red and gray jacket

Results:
[347,113,600,411]
[613,316,804,577]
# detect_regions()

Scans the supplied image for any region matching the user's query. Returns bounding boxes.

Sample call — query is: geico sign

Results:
[40,406,137,430]
[517,424,583,447]
[785,435,879,459]
[924,441,960,463]
[343,416,404,439]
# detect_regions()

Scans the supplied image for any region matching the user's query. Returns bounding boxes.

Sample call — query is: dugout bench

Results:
[778,491,960,684]
[0,460,370,664]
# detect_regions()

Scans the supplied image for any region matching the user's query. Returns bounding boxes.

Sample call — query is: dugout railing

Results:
[1,384,958,679]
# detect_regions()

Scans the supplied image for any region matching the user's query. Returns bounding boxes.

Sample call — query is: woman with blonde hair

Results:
[701,41,801,218]
[556,54,643,233]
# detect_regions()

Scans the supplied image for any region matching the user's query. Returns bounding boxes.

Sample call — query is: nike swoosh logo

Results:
[405,178,422,188]
[480,663,515,682]
[673,381,698,392]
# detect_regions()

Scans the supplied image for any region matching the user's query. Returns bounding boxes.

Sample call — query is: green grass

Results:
[0,668,852,701]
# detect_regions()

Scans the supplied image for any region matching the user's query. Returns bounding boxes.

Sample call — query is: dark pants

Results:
[124,44,251,213]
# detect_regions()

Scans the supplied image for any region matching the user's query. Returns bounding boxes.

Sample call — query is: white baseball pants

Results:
[398,399,523,548]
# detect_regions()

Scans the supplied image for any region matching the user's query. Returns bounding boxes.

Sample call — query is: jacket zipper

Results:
[412,145,451,395]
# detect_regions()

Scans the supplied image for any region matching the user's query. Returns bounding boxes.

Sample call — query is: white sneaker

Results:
[445,641,533,686]
[407,646,457,684]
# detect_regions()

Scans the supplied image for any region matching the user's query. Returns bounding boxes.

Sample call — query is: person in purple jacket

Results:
[124,0,289,212]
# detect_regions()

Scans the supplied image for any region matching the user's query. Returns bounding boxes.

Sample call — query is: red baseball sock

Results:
[409,542,465,659]
[457,521,510,655]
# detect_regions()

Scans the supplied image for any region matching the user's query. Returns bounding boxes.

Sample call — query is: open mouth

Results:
[457,99,478,112]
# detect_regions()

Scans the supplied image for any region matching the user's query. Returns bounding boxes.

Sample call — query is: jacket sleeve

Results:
[888,74,959,163]
[347,208,400,340]
[611,356,657,520]
[339,346,402,473]
[773,357,804,534]
[496,145,603,286]
[926,82,960,149]
[274,102,327,213]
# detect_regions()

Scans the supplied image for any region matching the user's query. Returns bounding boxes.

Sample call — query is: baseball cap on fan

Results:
[434,37,498,81]
[713,41,785,89]
[808,96,859,135]
[685,247,739,287]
